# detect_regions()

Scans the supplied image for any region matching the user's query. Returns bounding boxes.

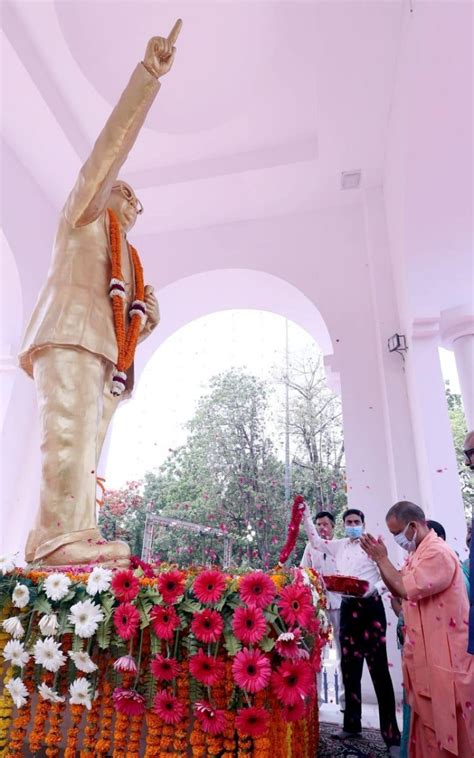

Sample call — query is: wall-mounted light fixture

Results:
[388,333,408,360]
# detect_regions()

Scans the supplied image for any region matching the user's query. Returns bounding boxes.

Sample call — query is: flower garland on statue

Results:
[107,208,146,396]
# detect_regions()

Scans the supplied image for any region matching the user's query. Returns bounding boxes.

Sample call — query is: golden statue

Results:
[18,21,183,567]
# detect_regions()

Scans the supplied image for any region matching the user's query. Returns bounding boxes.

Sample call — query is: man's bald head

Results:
[463,431,474,470]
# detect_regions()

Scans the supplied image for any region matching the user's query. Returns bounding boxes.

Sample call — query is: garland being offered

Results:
[107,208,146,396]
[278,495,306,565]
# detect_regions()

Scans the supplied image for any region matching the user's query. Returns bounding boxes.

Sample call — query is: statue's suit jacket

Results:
[19,64,160,380]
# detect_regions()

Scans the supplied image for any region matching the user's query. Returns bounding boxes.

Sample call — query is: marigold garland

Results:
[108,207,145,395]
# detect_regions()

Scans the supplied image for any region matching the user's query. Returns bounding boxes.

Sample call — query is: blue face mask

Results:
[345,525,363,539]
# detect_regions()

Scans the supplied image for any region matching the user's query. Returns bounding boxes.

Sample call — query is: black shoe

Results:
[330,729,364,741]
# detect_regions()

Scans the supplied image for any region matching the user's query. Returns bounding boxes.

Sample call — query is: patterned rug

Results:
[318,722,389,757]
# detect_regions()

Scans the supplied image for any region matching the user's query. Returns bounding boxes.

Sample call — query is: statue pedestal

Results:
[0,565,326,756]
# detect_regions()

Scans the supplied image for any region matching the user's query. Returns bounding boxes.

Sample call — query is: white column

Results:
[440,306,474,430]
[405,320,467,556]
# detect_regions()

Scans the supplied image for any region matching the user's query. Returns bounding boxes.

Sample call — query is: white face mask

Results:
[393,523,417,552]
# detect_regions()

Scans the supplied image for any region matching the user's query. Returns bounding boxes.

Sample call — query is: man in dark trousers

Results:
[302,504,400,755]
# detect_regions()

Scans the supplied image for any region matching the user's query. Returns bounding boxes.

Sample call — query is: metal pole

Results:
[284,319,291,515]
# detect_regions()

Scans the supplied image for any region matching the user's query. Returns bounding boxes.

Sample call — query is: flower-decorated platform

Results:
[0,558,329,757]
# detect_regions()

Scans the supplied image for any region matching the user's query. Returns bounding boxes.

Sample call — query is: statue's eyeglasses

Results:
[113,183,144,215]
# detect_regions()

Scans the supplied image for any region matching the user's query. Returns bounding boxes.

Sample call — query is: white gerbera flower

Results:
[43,572,71,602]
[39,613,59,636]
[6,677,28,708]
[0,553,17,575]
[2,640,30,668]
[86,566,112,596]
[68,599,104,638]
[33,637,66,672]
[68,650,98,674]
[69,677,92,710]
[277,631,296,642]
[12,583,30,609]
[38,683,65,703]
[2,617,25,639]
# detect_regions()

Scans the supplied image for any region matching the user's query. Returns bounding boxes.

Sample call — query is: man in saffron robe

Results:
[360,501,473,757]
[463,431,474,654]
[18,23,182,567]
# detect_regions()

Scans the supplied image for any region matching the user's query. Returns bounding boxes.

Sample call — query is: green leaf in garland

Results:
[223,632,242,656]
[259,635,275,652]
[136,597,153,629]
[97,618,113,650]
[179,599,203,615]
[33,595,53,615]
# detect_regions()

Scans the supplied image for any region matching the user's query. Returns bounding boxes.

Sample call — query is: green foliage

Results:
[446,382,473,519]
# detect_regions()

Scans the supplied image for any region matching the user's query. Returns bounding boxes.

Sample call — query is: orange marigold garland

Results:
[28,672,55,754]
[108,207,145,396]
[64,704,84,758]
[96,679,114,755]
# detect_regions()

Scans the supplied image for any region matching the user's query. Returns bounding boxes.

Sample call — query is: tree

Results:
[446,383,473,519]
[276,352,347,523]
[98,480,147,556]
[142,369,287,568]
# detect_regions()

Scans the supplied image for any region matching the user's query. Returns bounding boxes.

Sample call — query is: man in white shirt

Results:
[303,504,400,755]
[300,510,345,709]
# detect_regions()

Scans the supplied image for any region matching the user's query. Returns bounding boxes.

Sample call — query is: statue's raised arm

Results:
[18,22,182,569]
[65,21,182,228]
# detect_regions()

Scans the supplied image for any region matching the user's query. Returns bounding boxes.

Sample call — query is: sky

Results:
[105,310,461,489]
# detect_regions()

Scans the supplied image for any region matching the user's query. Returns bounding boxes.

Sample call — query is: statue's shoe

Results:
[34,538,131,568]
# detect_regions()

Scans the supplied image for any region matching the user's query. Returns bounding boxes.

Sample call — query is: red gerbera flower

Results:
[191,609,224,643]
[153,689,186,725]
[277,582,313,628]
[275,628,303,659]
[113,602,140,641]
[157,570,186,604]
[235,706,270,737]
[231,648,271,693]
[150,654,180,682]
[193,569,226,604]
[232,605,267,645]
[281,698,306,722]
[150,605,180,640]
[271,659,314,706]
[195,701,226,735]
[189,649,225,686]
[111,569,140,602]
[239,571,276,609]
[112,687,145,716]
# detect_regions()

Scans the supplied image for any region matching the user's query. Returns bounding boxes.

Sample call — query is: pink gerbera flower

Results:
[281,698,306,722]
[153,689,186,725]
[193,569,227,604]
[195,701,226,735]
[232,648,271,693]
[239,571,276,609]
[275,629,303,659]
[232,605,267,645]
[113,655,138,673]
[277,582,313,628]
[111,569,140,602]
[191,609,224,643]
[158,570,186,604]
[112,687,145,716]
[189,649,225,686]
[150,605,180,640]
[271,659,314,706]
[235,706,270,737]
[113,602,140,641]
[150,654,180,682]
